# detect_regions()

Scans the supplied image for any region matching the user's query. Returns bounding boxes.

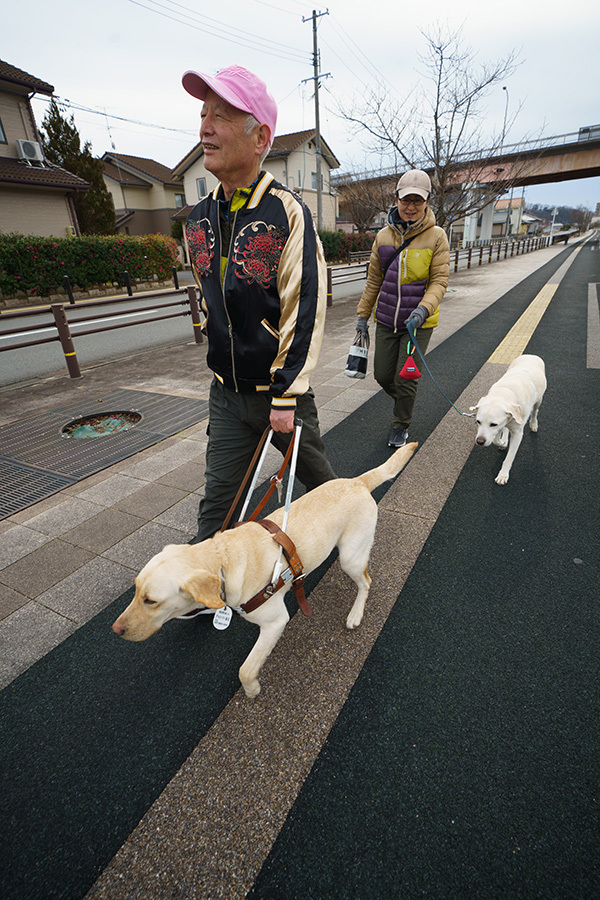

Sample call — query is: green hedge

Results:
[0,233,180,298]
[318,229,374,263]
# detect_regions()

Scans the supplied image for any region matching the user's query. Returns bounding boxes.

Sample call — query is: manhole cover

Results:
[61,411,142,438]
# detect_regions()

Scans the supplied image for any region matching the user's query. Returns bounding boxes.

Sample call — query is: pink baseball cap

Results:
[182,65,278,145]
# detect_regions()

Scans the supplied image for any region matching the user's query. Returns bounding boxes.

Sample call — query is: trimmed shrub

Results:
[0,233,180,298]
[318,229,374,263]
[318,229,342,262]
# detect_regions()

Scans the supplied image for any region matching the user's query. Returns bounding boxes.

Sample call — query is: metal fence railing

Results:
[0,286,204,379]
[326,234,560,303]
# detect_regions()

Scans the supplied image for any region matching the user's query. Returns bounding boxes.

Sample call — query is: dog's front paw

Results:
[346,610,364,630]
[241,678,261,699]
[495,471,509,485]
[240,664,261,697]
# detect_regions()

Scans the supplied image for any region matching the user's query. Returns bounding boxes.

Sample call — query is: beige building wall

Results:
[180,160,218,206]
[105,180,126,210]
[104,176,181,236]
[0,187,74,237]
[177,146,338,230]
[0,92,39,158]
[297,189,338,232]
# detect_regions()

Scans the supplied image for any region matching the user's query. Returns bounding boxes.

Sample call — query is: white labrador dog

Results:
[112,443,416,698]
[471,354,546,485]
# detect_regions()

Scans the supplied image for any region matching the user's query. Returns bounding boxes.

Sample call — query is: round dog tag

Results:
[213,606,233,630]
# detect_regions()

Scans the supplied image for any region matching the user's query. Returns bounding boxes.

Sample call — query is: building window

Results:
[0,118,7,144]
[197,177,207,199]
[311,172,323,191]
[297,169,302,188]
[174,193,186,208]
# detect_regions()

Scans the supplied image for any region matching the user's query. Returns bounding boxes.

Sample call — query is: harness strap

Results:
[220,426,272,533]
[239,518,312,617]
[247,430,298,522]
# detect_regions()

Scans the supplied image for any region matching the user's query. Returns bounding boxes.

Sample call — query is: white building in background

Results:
[171,129,340,262]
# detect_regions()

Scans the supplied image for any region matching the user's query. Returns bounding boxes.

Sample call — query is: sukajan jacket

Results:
[356,205,449,331]
[185,171,326,410]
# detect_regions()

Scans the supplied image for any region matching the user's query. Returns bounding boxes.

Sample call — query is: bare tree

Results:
[337,172,396,232]
[571,206,593,232]
[335,23,535,231]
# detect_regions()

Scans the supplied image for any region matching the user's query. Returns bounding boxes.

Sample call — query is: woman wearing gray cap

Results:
[356,170,450,447]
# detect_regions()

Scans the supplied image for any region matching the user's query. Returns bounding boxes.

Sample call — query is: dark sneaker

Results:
[388,427,408,448]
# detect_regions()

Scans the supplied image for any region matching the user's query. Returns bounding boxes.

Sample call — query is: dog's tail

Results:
[357,442,418,493]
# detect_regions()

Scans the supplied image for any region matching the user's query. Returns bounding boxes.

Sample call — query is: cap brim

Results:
[181,70,252,117]
[397,187,429,200]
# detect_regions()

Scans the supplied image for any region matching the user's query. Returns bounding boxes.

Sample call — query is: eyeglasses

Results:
[397,196,426,207]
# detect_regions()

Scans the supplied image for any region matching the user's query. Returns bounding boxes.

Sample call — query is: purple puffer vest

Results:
[375,245,427,332]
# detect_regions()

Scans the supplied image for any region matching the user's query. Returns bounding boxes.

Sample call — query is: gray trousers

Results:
[196,379,336,541]
[373,323,433,430]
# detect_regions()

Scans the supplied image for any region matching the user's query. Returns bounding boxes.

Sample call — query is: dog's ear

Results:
[180,571,225,609]
[506,402,525,425]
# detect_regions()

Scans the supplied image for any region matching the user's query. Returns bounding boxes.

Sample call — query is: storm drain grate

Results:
[0,458,77,518]
[0,389,208,519]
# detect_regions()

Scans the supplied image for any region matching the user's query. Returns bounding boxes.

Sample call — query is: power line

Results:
[149,0,307,55]
[35,94,197,136]
[250,0,314,14]
[128,0,309,64]
[324,17,398,96]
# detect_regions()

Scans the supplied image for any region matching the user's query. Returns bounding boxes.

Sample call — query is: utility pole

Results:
[303,9,329,231]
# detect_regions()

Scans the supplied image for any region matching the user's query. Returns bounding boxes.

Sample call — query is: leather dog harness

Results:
[236,518,312,617]
[219,424,312,618]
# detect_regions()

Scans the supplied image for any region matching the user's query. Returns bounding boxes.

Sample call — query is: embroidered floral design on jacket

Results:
[232,222,287,288]
[186,218,215,277]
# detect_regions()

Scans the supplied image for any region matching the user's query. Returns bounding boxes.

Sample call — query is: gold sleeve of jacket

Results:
[271,187,327,399]
[420,226,450,318]
[356,236,384,320]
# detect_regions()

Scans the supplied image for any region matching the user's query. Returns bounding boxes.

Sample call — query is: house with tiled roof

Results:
[101,152,187,236]
[0,60,89,238]
[171,128,340,232]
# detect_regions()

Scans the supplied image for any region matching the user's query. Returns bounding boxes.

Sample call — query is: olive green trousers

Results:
[373,323,433,430]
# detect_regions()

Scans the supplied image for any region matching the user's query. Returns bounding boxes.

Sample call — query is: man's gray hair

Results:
[245,113,271,166]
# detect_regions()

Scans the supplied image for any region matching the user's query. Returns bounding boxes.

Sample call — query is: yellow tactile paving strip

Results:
[488,243,586,365]
[487,283,558,364]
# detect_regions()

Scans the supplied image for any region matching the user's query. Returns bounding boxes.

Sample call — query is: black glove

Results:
[356,316,369,335]
[404,305,427,331]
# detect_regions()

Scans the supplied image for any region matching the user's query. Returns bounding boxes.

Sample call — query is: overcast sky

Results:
[7,0,600,210]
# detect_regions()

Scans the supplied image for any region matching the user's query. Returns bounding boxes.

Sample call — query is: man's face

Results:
[199,90,262,187]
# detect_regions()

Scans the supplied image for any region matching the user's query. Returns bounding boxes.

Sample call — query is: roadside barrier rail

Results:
[0,286,203,379]
[328,235,553,298]
[326,262,369,306]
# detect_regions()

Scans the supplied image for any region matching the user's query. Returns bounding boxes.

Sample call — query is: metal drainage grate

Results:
[0,458,76,519]
[0,389,209,520]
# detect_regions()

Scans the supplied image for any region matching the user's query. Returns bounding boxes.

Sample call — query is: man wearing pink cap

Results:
[182,65,335,546]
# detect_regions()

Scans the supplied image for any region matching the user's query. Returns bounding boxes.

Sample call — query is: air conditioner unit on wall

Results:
[16,139,44,162]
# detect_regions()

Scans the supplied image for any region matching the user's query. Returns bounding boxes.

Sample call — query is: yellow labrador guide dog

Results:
[113,443,417,698]
[471,354,546,485]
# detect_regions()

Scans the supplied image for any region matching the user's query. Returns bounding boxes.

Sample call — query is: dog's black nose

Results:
[476,437,485,446]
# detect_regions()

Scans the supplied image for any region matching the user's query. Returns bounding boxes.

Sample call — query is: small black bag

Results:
[344,329,370,378]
